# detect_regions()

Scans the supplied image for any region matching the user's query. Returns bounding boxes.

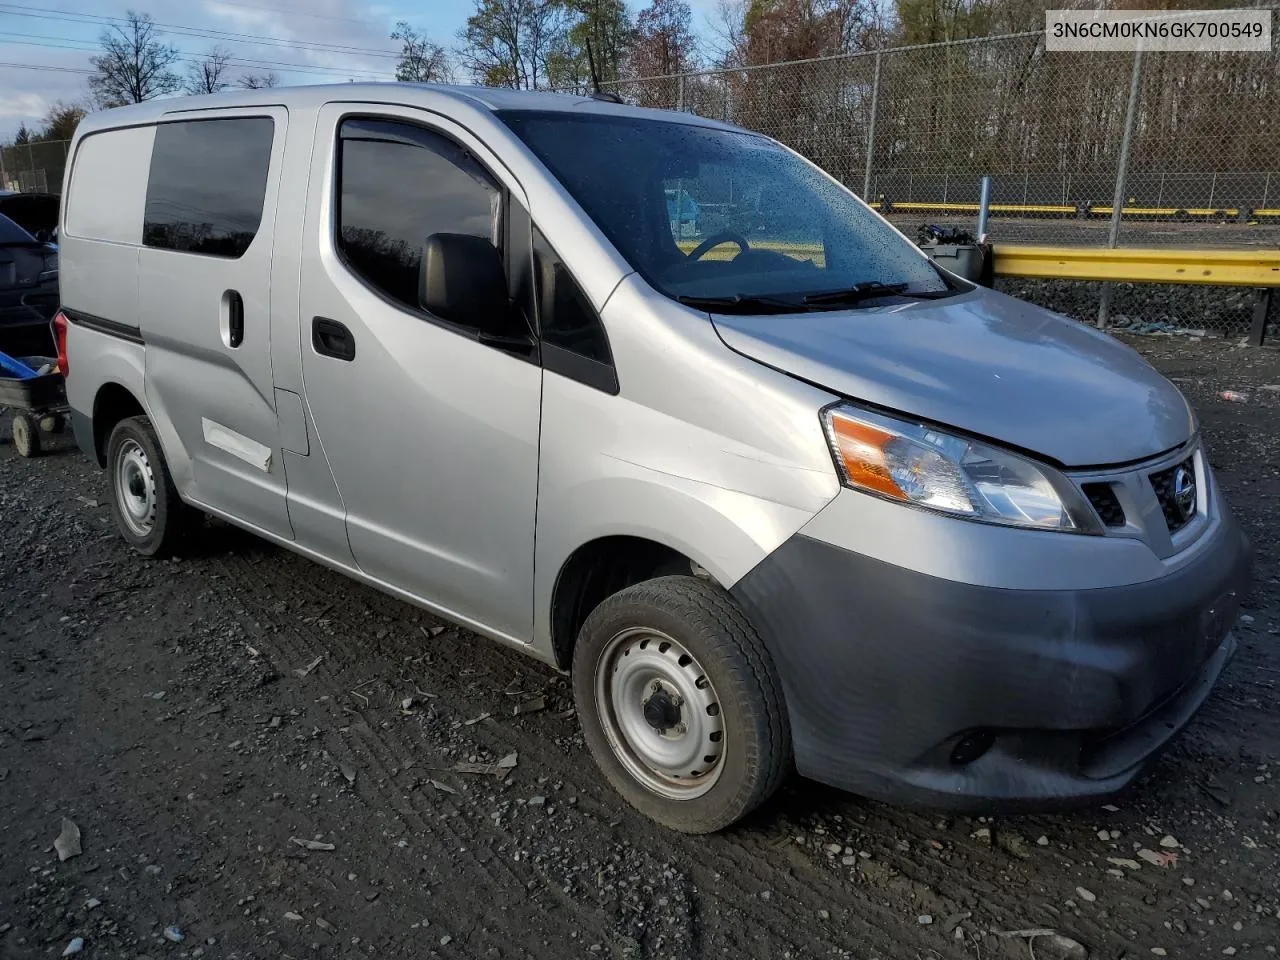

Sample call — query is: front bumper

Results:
[731,501,1252,811]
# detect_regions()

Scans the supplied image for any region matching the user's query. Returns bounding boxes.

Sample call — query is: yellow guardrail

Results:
[672,238,1280,286]
[1085,205,1241,218]
[992,244,1280,286]
[894,200,1077,216]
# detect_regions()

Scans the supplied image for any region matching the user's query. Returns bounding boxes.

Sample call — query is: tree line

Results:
[9,0,1276,188]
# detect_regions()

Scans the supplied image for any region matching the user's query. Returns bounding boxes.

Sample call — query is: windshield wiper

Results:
[677,293,805,315]
[802,281,909,305]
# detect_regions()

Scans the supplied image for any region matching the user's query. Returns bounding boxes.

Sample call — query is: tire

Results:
[105,416,191,557]
[572,575,792,833]
[42,413,66,435]
[12,413,39,457]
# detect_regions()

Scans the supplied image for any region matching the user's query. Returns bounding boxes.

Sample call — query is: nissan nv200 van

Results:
[55,85,1251,832]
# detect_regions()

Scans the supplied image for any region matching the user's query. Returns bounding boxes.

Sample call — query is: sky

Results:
[0,0,724,139]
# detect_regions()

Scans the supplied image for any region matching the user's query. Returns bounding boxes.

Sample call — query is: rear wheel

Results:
[11,413,39,458]
[106,416,191,557]
[573,575,791,833]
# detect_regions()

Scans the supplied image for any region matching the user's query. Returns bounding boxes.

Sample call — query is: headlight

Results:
[822,404,1102,534]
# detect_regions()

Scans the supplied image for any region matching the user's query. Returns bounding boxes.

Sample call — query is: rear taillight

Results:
[53,310,69,377]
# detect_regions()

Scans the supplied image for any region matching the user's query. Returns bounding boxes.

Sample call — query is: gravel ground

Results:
[2,335,1278,960]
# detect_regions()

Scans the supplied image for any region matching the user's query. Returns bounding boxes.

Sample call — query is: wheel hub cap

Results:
[595,627,725,800]
[642,685,682,733]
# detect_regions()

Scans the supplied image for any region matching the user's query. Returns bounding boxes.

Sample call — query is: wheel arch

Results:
[536,474,823,671]
[549,535,713,671]
[91,381,147,467]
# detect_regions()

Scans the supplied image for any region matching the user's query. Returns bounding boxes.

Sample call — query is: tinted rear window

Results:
[143,117,274,258]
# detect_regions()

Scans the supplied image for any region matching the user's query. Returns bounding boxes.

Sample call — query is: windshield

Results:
[498,110,954,311]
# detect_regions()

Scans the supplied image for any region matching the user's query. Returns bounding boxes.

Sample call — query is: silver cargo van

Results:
[56,85,1251,832]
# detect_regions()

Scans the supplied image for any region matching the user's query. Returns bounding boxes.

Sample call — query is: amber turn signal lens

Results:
[827,414,907,501]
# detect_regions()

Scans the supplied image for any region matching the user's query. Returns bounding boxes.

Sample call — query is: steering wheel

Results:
[687,232,750,261]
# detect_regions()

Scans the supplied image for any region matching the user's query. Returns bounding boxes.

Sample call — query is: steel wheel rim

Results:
[595,626,726,800]
[115,439,157,537]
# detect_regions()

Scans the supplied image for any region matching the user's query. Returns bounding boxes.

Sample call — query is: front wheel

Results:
[572,575,792,833]
[106,416,191,557]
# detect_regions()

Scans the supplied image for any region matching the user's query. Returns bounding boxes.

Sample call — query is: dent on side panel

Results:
[531,276,841,652]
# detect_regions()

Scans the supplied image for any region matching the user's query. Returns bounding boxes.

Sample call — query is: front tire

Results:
[106,416,190,557]
[572,575,791,833]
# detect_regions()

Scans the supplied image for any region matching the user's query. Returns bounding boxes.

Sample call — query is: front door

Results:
[137,108,293,540]
[297,104,541,643]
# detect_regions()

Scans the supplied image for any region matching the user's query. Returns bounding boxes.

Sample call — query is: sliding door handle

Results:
[224,289,244,348]
[312,317,355,361]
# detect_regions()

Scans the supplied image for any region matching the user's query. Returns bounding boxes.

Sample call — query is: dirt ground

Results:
[2,335,1278,960]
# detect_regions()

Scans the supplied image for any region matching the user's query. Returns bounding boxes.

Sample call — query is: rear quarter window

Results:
[143,117,274,258]
[65,125,156,244]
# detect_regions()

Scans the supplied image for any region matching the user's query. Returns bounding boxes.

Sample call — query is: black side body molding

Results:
[62,308,144,345]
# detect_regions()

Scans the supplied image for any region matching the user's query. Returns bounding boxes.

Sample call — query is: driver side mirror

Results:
[419,233,513,335]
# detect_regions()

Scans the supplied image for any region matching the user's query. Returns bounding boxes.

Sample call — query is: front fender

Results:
[532,468,828,656]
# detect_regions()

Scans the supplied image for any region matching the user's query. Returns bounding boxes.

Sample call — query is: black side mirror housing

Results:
[419,233,512,334]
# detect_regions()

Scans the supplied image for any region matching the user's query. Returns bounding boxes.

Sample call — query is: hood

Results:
[710,287,1193,467]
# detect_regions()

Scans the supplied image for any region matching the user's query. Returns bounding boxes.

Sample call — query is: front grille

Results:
[1149,456,1198,533]
[1083,482,1126,527]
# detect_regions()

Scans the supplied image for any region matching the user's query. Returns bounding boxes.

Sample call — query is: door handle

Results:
[312,317,355,361]
[227,290,244,348]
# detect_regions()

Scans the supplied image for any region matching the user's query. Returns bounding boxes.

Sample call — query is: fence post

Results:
[977,175,992,241]
[862,50,882,200]
[0,144,7,191]
[1249,289,1272,347]
[1098,47,1143,330]
[677,75,685,112]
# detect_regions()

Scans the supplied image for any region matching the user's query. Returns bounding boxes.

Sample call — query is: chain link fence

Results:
[0,140,69,195]
[4,29,1278,340]
[607,18,1280,340]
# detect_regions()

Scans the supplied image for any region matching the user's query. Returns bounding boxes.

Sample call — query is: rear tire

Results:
[12,413,39,457]
[106,416,191,557]
[572,575,791,833]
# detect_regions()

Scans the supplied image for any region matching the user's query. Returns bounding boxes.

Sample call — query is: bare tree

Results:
[627,0,697,79]
[89,10,181,105]
[392,21,454,82]
[185,45,232,95]
[238,71,280,89]
[458,0,566,90]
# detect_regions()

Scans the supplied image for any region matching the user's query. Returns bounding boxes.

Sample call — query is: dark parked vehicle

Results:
[0,192,60,243]
[0,212,59,357]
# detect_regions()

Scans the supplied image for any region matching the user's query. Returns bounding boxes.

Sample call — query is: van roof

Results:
[74,83,740,136]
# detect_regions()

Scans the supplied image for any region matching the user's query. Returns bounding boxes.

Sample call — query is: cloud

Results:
[0,92,55,127]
